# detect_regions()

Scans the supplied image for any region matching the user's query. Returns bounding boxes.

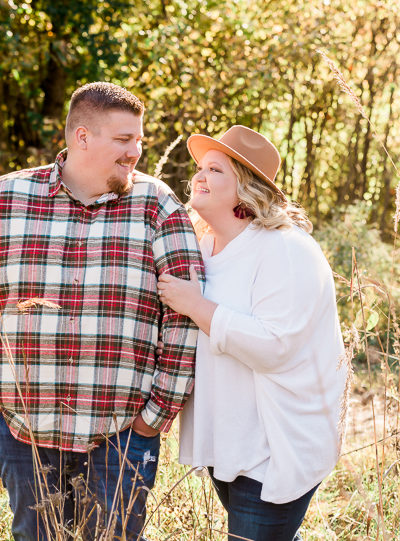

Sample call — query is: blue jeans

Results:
[209,468,318,541]
[0,414,160,541]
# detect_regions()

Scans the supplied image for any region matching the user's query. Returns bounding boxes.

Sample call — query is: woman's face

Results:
[190,150,239,218]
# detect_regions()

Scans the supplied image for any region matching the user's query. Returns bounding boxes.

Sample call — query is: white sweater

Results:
[179,224,347,504]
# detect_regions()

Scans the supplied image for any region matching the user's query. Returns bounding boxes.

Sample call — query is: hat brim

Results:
[187,134,286,201]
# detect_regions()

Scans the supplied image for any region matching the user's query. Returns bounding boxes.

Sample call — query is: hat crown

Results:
[219,125,281,182]
[187,124,285,200]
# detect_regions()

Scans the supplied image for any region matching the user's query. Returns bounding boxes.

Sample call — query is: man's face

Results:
[86,110,144,195]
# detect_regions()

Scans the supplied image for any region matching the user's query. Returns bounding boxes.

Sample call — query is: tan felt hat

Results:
[187,125,285,201]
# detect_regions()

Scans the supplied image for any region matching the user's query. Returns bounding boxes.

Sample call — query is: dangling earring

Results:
[233,202,255,219]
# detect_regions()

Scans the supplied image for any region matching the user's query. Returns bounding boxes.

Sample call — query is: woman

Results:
[157,125,347,541]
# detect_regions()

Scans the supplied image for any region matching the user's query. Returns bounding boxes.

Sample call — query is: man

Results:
[0,82,203,540]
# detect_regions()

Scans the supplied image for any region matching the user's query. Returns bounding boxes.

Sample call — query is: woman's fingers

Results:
[156,340,164,356]
[159,269,199,284]
[189,265,199,283]
[157,269,201,316]
[157,279,169,297]
[158,273,173,283]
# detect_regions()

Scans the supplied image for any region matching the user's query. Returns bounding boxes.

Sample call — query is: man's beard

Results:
[107,172,134,197]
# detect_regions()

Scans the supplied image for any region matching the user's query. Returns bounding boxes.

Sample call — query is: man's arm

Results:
[139,205,204,433]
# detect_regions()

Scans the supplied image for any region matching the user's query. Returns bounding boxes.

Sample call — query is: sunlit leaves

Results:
[0,0,399,218]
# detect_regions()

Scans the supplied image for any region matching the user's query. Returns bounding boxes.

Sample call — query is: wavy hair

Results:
[230,157,313,233]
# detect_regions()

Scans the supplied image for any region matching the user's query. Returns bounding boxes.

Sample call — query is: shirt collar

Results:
[47,148,120,205]
[48,149,67,197]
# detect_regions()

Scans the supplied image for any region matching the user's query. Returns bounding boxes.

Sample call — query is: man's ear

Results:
[75,126,88,150]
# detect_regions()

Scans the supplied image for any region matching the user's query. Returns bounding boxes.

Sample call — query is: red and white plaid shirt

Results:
[0,150,204,452]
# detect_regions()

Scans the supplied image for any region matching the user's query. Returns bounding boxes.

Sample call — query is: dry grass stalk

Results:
[154,134,183,179]
[16,298,61,312]
[317,50,368,122]
[208,529,254,540]
[337,322,357,453]
[395,183,400,234]
[352,255,389,541]
[389,303,400,449]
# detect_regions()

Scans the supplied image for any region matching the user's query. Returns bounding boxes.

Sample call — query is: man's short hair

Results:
[65,82,144,139]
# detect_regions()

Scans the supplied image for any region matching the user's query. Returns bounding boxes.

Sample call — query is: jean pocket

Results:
[128,430,160,462]
[127,434,160,491]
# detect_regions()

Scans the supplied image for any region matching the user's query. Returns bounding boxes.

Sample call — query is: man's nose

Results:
[126,141,142,159]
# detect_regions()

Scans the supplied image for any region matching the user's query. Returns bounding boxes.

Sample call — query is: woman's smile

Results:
[194,184,210,193]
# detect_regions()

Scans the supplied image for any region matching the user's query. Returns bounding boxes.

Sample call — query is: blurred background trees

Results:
[1,0,399,236]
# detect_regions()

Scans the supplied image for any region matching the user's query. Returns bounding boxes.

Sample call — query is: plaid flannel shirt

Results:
[0,150,204,452]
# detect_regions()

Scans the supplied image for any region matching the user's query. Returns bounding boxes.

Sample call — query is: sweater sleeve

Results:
[209,233,330,374]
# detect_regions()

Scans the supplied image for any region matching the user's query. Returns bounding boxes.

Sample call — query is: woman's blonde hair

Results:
[189,156,312,238]
[230,158,313,233]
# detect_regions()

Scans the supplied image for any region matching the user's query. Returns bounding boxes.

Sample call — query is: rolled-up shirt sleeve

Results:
[141,205,204,432]
[209,303,291,373]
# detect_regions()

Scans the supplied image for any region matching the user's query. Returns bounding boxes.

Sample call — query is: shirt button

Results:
[66,395,71,403]
[74,278,79,283]
[77,241,82,246]
[68,357,73,363]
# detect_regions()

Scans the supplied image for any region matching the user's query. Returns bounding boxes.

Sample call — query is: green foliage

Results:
[1,0,399,219]
[314,201,399,349]
[315,201,397,287]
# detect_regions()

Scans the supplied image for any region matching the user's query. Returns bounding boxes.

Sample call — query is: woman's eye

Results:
[196,166,221,173]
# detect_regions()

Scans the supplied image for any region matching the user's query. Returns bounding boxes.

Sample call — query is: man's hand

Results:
[131,413,160,437]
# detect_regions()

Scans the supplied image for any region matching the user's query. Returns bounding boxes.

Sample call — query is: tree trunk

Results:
[41,42,68,119]
[281,86,296,195]
[359,92,375,197]
[379,79,395,233]
[337,113,362,205]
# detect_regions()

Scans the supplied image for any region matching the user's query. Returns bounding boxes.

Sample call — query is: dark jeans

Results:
[0,415,160,541]
[209,468,318,541]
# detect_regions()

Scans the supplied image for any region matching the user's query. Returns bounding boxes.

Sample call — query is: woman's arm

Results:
[158,265,217,335]
[159,237,338,375]
[158,265,294,373]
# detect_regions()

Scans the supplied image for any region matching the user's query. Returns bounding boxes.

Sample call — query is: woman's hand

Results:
[158,265,202,318]
[158,265,217,336]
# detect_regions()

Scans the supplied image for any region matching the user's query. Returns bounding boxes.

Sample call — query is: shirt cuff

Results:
[209,304,233,355]
[141,399,175,433]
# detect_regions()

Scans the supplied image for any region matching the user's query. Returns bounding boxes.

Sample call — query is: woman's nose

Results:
[192,169,205,181]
